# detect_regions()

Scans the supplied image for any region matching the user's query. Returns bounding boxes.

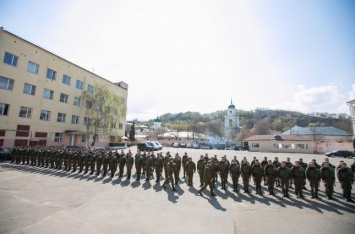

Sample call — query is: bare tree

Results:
[253,118,271,135]
[308,126,324,153]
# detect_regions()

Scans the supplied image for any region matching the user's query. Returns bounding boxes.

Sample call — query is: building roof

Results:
[244,135,311,141]
[228,99,235,109]
[154,116,162,122]
[281,126,352,136]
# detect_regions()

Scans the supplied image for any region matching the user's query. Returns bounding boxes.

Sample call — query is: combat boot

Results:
[172,186,177,192]
[211,192,217,196]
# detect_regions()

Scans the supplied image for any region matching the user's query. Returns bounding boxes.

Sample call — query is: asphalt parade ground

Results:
[1,147,355,234]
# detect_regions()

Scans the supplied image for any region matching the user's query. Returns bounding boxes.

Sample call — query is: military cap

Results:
[299,158,303,161]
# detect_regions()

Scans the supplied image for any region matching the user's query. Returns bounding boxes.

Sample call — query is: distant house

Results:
[244,135,313,154]
[347,99,355,136]
[281,125,353,153]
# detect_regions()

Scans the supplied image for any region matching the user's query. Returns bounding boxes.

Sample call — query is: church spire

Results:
[228,99,235,109]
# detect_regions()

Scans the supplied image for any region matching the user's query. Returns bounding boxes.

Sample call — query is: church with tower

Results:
[224,100,240,142]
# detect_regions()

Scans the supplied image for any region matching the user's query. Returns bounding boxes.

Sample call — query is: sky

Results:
[1,0,355,121]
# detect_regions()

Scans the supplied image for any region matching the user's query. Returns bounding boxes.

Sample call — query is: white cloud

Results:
[274,84,346,113]
[348,84,355,101]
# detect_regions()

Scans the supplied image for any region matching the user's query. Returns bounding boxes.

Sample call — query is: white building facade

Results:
[224,100,240,142]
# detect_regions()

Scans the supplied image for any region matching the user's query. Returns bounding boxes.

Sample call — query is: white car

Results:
[153,141,163,150]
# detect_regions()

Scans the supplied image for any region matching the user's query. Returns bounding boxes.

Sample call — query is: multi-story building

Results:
[0,27,128,148]
[347,99,355,137]
[224,100,240,142]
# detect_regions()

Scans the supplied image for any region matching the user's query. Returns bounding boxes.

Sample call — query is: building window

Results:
[76,80,83,90]
[119,123,123,129]
[27,61,39,74]
[43,88,54,100]
[0,76,14,90]
[110,136,115,142]
[71,115,79,124]
[23,83,36,95]
[59,93,69,103]
[273,144,280,149]
[0,103,10,116]
[87,84,93,93]
[251,143,259,148]
[54,133,63,142]
[40,110,51,121]
[85,101,92,109]
[62,75,71,85]
[57,113,66,123]
[82,135,87,142]
[73,97,80,106]
[46,68,56,80]
[3,52,18,66]
[112,122,116,129]
[83,117,89,125]
[19,106,32,118]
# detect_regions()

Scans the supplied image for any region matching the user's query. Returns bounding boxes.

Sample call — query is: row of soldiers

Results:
[9,146,194,185]
[9,146,354,201]
[195,154,354,202]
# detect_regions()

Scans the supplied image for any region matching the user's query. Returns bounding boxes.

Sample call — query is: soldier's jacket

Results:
[166,162,176,176]
[197,159,206,171]
[212,161,219,175]
[300,162,308,170]
[273,161,281,169]
[261,160,268,168]
[135,155,144,167]
[286,162,293,169]
[264,164,277,177]
[145,156,153,169]
[278,166,291,180]
[291,166,306,180]
[321,167,335,181]
[182,156,188,166]
[203,166,213,182]
[96,155,103,163]
[230,164,241,176]
[118,155,126,165]
[306,167,321,181]
[174,156,181,170]
[163,156,170,168]
[110,156,118,168]
[351,163,355,173]
[219,161,229,173]
[126,156,134,166]
[154,157,164,169]
[185,161,196,174]
[337,167,354,183]
[103,156,110,164]
[252,164,264,177]
[241,163,252,177]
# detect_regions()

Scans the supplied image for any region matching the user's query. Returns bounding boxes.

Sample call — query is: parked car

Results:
[180,143,187,148]
[137,141,155,151]
[153,141,163,150]
[325,150,355,158]
[186,143,193,148]
[172,142,180,148]
[150,141,162,151]
[214,143,226,150]
[198,142,213,149]
[0,148,12,160]
[192,143,199,149]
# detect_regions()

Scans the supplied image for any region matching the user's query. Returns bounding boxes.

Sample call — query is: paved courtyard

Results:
[0,147,354,234]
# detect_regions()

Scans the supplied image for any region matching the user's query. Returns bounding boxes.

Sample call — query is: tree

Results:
[308,126,324,153]
[235,128,251,141]
[205,120,223,137]
[80,83,126,146]
[129,122,135,142]
[253,118,271,135]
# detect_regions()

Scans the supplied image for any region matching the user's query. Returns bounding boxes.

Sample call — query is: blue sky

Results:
[1,0,354,120]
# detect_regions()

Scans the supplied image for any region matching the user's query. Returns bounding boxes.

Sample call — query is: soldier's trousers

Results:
[183,166,186,178]
[84,163,89,173]
[164,167,168,178]
[187,172,194,185]
[136,166,142,179]
[103,163,108,175]
[255,176,262,193]
[146,167,152,179]
[198,170,204,186]
[341,182,352,200]
[162,175,175,189]
[231,174,239,190]
[281,178,289,194]
[174,170,180,184]
[126,165,132,177]
[309,180,319,196]
[324,179,334,198]
[294,179,304,196]
[155,168,162,181]
[220,172,228,188]
[90,163,95,174]
[242,176,250,192]
[119,165,125,177]
[79,162,84,172]
[267,176,275,191]
[96,163,102,175]
[199,180,214,194]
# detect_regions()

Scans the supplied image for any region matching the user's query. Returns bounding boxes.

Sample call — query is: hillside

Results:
[133,109,352,139]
